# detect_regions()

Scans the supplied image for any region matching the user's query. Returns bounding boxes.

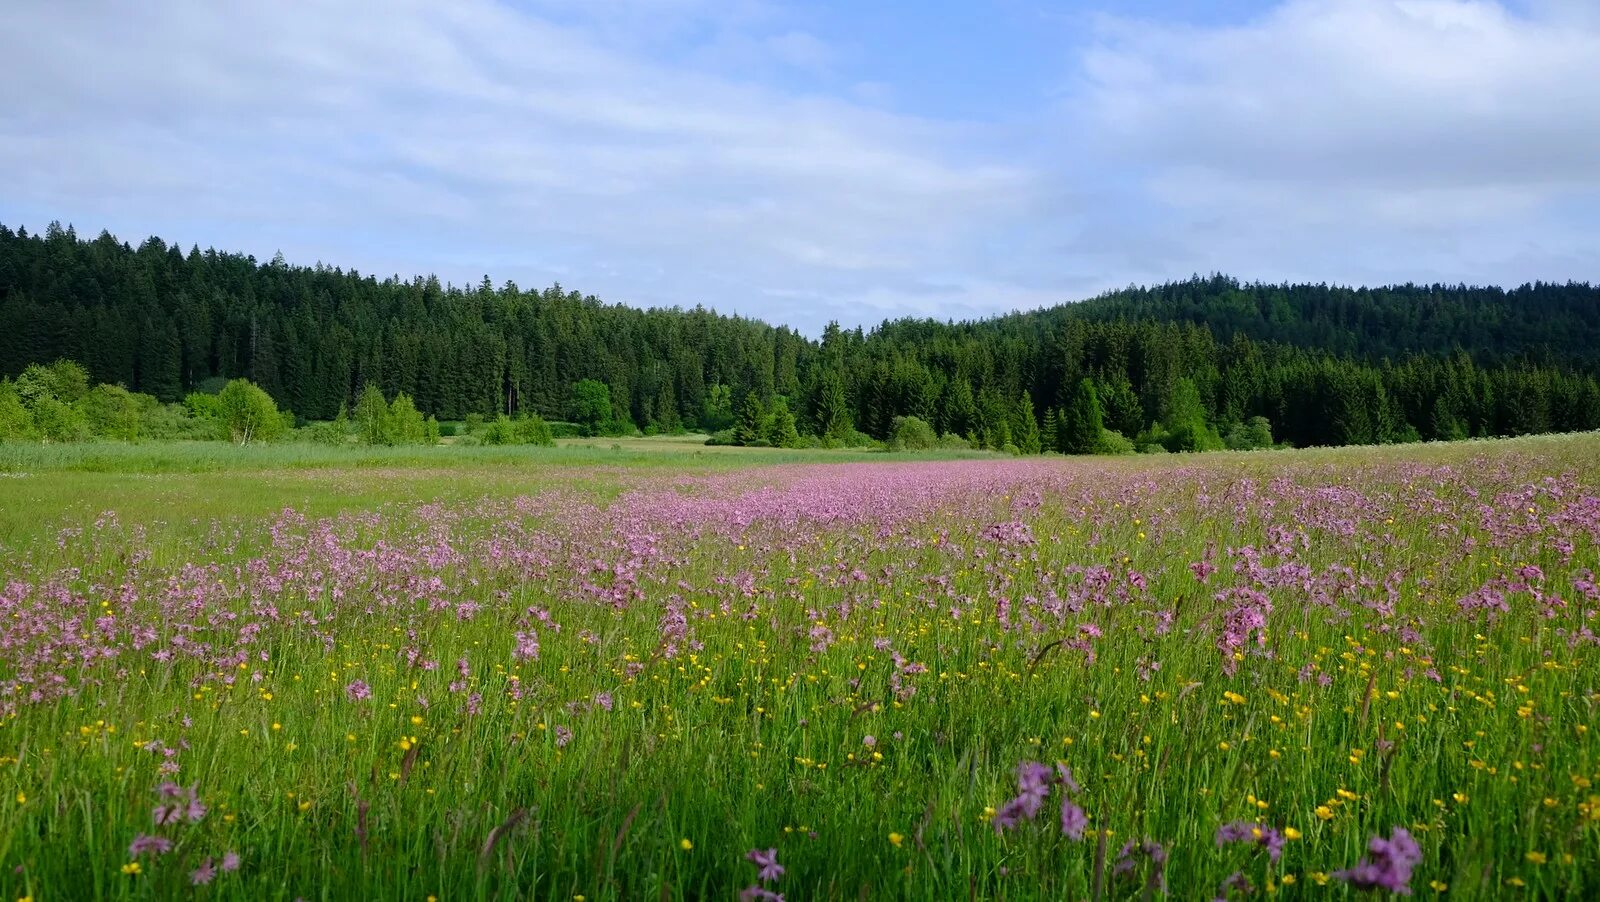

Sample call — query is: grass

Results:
[0,433,1597,899]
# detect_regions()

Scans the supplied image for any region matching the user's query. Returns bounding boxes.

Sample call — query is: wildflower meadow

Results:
[1,436,1597,900]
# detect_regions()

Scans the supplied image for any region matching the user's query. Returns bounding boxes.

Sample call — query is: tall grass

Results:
[0,436,1596,899]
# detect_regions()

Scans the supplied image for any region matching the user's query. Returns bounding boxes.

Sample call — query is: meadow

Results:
[1,435,1597,900]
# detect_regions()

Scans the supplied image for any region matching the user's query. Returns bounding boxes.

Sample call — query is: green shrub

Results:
[1095,429,1136,455]
[889,416,938,451]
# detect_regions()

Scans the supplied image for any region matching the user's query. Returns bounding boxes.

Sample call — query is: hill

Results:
[2,221,1598,450]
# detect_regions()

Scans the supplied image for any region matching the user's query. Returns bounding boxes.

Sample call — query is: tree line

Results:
[2,221,1598,451]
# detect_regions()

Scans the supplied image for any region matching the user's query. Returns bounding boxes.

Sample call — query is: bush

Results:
[1223,416,1274,451]
[1095,429,1136,455]
[478,415,518,446]
[143,402,218,441]
[0,381,35,441]
[937,432,971,450]
[216,378,284,444]
[78,384,144,441]
[704,428,738,446]
[299,421,349,446]
[888,415,938,451]
[515,414,555,447]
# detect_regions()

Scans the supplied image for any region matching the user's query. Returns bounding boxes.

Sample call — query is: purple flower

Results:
[1060,799,1088,840]
[152,782,205,825]
[1113,839,1169,893]
[221,851,241,872]
[344,679,372,701]
[128,834,173,857]
[1216,870,1253,900]
[554,726,573,748]
[996,759,1080,834]
[1016,761,1053,796]
[1333,827,1422,895]
[1055,763,1080,794]
[1215,821,1284,862]
[862,735,877,748]
[190,858,216,885]
[739,889,785,902]
[746,847,784,883]
[594,692,614,712]
[513,630,540,661]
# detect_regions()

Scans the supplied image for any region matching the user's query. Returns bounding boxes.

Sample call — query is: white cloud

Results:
[3,0,1595,331]
[1068,0,1600,285]
[0,0,1046,331]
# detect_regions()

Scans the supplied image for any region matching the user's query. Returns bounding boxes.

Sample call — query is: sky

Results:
[2,0,1598,334]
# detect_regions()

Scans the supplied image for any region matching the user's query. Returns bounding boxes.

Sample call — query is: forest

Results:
[2,221,1598,450]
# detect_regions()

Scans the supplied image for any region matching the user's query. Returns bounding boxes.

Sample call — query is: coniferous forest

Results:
[2,221,1599,450]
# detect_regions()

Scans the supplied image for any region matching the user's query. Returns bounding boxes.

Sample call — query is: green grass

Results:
[0,434,1597,899]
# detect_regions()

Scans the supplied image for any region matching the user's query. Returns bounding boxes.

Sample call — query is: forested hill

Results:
[1033,275,1600,372]
[3,221,1599,451]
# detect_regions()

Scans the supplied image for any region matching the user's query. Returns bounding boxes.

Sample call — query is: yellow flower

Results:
[1283,827,1302,840]
[121,862,142,875]
[1452,793,1469,805]
[889,832,904,847]
[1430,880,1449,891]
[679,838,693,851]
[1525,851,1547,865]
[1315,806,1335,821]
[13,792,23,805]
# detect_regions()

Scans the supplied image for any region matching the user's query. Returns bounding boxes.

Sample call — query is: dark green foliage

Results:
[811,370,852,442]
[734,391,766,446]
[1040,408,1059,453]
[1224,416,1275,451]
[1058,379,1104,455]
[2,223,1598,453]
[1011,392,1042,454]
[765,397,801,449]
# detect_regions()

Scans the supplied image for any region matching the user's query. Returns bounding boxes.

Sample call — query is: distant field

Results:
[1,433,1597,899]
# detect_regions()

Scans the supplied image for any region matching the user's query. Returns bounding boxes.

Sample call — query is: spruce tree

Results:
[1059,378,1104,455]
[735,391,766,445]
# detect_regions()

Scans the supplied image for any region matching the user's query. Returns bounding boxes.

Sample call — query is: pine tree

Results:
[1059,378,1104,454]
[765,397,801,448]
[1011,391,1042,454]
[813,370,851,441]
[1040,407,1060,452]
[735,391,766,445]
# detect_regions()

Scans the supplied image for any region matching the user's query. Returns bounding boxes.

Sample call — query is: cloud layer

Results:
[1,1,1596,331]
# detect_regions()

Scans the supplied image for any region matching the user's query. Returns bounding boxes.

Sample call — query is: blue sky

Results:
[2,0,1597,333]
